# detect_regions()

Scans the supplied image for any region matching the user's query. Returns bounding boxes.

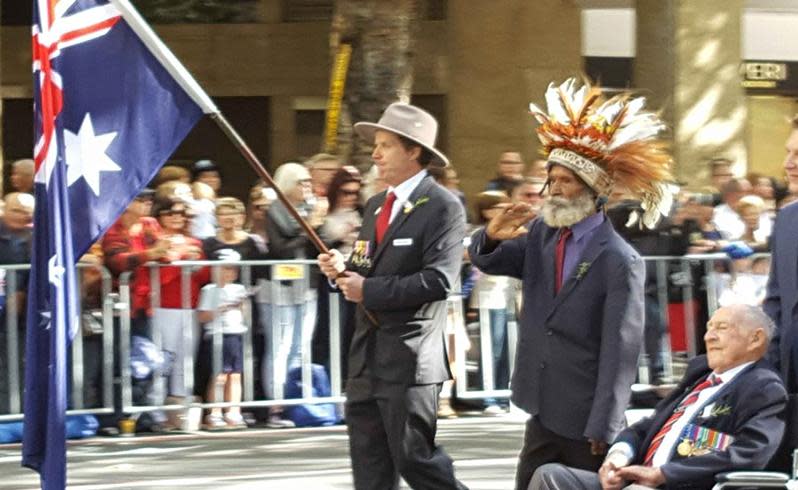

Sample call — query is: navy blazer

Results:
[765,201,798,390]
[469,215,645,442]
[615,356,787,490]
[345,176,465,388]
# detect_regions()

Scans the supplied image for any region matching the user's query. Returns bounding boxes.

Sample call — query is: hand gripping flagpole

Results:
[111,0,379,324]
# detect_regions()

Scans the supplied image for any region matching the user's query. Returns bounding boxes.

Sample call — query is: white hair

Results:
[730,304,775,342]
[273,162,311,193]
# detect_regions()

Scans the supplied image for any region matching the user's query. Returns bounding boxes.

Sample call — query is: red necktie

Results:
[554,227,572,293]
[375,191,396,244]
[643,374,722,465]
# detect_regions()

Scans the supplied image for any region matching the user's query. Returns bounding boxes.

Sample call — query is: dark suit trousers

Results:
[346,376,467,490]
[515,417,604,490]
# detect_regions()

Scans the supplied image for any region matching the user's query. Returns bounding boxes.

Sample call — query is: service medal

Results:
[677,439,693,456]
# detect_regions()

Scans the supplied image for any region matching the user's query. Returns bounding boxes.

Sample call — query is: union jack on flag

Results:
[25,1,204,488]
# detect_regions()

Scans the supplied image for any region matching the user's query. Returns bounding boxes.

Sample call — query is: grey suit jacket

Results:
[765,200,798,390]
[345,175,465,388]
[469,215,645,442]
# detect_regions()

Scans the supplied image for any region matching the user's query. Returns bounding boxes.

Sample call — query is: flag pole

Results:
[110,0,329,255]
[110,1,378,331]
[209,112,330,254]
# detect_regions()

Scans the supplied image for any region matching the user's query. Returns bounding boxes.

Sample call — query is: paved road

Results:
[0,415,526,490]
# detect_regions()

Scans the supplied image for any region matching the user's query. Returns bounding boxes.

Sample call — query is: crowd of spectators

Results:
[0,147,796,427]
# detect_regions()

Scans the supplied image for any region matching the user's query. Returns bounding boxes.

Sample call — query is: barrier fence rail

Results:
[0,253,771,423]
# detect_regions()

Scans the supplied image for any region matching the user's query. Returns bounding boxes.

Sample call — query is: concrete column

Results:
[635,0,747,185]
[270,95,296,168]
[447,0,582,199]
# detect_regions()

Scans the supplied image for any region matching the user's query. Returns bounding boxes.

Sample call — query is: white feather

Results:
[623,97,645,119]
[545,83,570,123]
[608,115,664,149]
[594,99,624,126]
[571,85,588,118]
[625,210,640,228]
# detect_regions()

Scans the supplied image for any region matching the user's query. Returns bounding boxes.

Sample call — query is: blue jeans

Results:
[484,308,509,406]
[259,299,317,399]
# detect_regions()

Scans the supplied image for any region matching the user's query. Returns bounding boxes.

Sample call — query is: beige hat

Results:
[354,102,449,167]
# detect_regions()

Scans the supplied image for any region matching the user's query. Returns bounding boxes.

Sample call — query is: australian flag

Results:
[25,1,204,488]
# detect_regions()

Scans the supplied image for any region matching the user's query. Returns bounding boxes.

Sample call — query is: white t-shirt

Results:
[198,283,248,336]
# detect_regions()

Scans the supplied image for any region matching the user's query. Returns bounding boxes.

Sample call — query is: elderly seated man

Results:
[530,304,787,490]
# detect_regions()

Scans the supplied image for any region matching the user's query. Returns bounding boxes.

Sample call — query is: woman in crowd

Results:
[150,195,209,400]
[319,166,362,256]
[314,166,363,381]
[469,191,516,415]
[261,163,323,428]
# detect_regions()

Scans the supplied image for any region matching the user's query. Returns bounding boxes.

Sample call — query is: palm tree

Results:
[328,0,419,170]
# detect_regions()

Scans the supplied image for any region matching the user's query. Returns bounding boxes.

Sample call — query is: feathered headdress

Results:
[528,78,675,228]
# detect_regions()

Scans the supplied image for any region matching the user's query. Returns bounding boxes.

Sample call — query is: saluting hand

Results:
[485,203,536,241]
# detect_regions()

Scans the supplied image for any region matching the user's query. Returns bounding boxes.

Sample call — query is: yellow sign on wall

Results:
[324,44,352,153]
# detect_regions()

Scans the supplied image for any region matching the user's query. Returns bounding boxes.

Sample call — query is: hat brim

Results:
[354,122,449,167]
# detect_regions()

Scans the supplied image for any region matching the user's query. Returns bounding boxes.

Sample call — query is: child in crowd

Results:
[190,181,217,239]
[197,251,249,429]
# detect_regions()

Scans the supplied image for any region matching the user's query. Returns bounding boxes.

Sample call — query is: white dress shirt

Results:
[383,169,428,225]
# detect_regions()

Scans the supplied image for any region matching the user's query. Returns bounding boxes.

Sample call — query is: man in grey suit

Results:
[318,103,467,490]
[765,113,798,392]
[469,78,673,490]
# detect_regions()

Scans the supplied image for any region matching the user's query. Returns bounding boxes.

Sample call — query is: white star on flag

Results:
[48,255,65,287]
[64,113,121,195]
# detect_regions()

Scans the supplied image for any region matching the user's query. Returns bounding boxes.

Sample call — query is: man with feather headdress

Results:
[468,78,674,490]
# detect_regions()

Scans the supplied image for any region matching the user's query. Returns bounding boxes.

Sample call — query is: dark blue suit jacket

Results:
[765,201,798,391]
[469,214,645,442]
[615,356,787,490]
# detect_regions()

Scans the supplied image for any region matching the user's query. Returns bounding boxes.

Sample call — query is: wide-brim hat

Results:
[354,102,449,167]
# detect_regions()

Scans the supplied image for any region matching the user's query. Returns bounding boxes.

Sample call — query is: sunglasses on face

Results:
[340,189,360,196]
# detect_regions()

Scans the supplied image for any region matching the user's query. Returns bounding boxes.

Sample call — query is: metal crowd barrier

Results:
[118,259,346,418]
[0,262,116,422]
[454,252,773,399]
[0,252,774,422]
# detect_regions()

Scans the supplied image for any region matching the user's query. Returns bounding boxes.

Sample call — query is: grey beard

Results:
[541,193,596,228]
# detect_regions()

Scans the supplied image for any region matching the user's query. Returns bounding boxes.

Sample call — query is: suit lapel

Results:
[370,176,434,267]
[547,218,612,319]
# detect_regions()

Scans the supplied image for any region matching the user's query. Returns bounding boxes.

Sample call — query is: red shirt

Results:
[157,235,210,309]
[102,217,162,315]
[102,218,211,313]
